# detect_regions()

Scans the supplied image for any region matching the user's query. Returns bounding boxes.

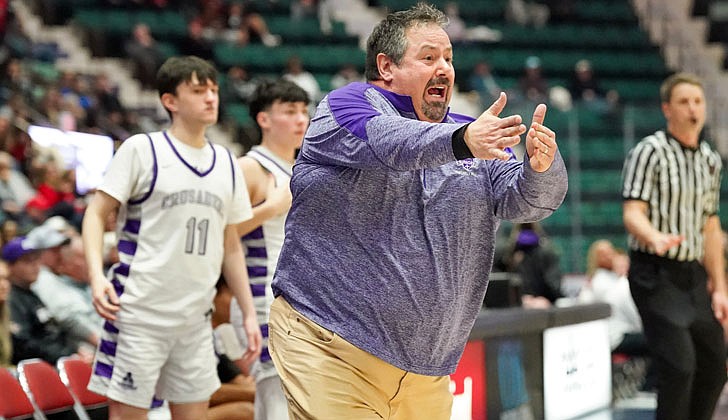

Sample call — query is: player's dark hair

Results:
[156,55,218,98]
[248,79,310,123]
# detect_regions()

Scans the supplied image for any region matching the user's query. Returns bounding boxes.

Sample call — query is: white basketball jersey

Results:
[243,146,291,322]
[106,131,248,329]
[231,145,291,374]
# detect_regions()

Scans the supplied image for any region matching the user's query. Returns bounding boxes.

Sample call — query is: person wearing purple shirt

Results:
[268,4,568,418]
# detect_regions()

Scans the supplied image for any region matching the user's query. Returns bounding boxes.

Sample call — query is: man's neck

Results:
[260,139,296,164]
[667,126,700,148]
[168,122,208,148]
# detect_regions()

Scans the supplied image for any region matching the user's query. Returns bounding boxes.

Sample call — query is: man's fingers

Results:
[107,287,120,306]
[485,92,507,117]
[531,103,547,126]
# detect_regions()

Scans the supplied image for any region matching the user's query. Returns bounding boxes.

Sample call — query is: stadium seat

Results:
[17,358,82,420]
[0,367,37,420]
[57,357,108,420]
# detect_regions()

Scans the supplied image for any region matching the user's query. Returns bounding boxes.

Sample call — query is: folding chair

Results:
[17,359,83,420]
[56,357,108,420]
[0,367,38,420]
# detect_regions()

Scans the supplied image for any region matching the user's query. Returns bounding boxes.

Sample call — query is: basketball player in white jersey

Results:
[229,79,309,419]
[82,56,262,420]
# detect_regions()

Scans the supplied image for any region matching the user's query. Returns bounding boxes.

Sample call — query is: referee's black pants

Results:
[629,251,727,420]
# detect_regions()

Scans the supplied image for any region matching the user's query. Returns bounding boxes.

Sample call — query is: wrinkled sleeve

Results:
[489,151,568,222]
[298,85,468,171]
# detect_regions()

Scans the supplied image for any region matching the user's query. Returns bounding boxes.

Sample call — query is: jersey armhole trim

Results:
[128,133,159,205]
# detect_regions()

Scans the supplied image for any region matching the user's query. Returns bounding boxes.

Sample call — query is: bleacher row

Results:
[1,357,107,420]
[30,0,728,273]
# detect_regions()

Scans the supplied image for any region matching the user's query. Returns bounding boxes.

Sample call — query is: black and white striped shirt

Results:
[622,130,722,261]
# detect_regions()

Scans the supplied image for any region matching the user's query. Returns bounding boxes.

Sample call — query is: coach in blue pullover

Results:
[268,4,568,418]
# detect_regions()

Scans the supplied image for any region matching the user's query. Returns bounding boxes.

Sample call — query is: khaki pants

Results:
[268,297,453,419]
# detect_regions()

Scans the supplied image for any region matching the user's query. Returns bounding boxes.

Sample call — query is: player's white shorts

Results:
[88,317,220,409]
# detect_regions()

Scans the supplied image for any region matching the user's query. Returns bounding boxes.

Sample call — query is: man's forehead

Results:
[185,72,217,87]
[405,25,452,51]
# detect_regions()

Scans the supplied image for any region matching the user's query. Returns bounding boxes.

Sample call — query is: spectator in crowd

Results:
[267,4,566,417]
[224,1,281,47]
[230,78,309,420]
[4,234,93,365]
[222,66,259,105]
[282,55,321,111]
[622,72,727,420]
[0,58,33,104]
[496,222,563,308]
[0,150,35,224]
[330,63,363,90]
[0,219,17,246]
[579,239,646,355]
[517,55,549,104]
[124,23,165,89]
[567,59,619,115]
[505,0,550,28]
[32,229,102,348]
[468,61,503,109]
[0,260,10,367]
[443,2,501,43]
[181,18,215,61]
[290,0,334,35]
[89,73,132,141]
[25,163,78,226]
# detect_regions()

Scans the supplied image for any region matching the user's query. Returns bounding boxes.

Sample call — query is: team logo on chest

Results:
[455,158,479,173]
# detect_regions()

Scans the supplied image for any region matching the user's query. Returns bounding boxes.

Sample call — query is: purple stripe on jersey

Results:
[114,263,130,277]
[118,240,137,256]
[99,339,117,356]
[129,134,158,205]
[250,283,266,297]
[123,219,141,234]
[163,131,217,177]
[260,347,271,363]
[94,361,113,379]
[249,150,293,177]
[151,397,164,408]
[226,147,235,194]
[260,323,268,338]
[243,226,264,240]
[246,246,267,259]
[247,266,267,278]
[111,278,125,296]
[104,321,119,334]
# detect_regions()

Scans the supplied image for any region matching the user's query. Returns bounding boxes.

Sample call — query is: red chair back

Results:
[57,357,108,406]
[0,367,36,419]
[17,358,75,413]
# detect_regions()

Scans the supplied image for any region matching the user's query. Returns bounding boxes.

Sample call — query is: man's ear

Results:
[256,111,270,129]
[160,93,177,114]
[376,53,394,82]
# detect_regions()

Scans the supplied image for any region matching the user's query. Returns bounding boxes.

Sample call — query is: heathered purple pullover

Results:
[271,82,567,376]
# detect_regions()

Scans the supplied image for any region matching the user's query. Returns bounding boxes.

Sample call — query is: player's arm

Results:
[236,156,292,237]
[82,190,121,320]
[221,223,262,365]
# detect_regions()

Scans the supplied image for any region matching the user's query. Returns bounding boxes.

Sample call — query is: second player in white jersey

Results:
[230,79,310,420]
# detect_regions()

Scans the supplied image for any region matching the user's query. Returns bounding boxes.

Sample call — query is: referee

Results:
[622,72,728,420]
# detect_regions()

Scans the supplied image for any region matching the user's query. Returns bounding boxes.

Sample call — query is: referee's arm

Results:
[703,215,728,321]
[623,199,683,256]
